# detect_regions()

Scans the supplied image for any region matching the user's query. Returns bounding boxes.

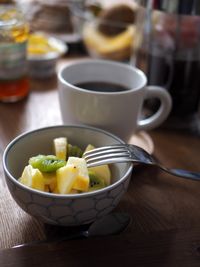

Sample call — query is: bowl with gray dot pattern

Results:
[3,125,133,226]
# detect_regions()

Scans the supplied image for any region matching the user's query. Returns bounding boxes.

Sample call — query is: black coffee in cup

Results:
[75,81,129,93]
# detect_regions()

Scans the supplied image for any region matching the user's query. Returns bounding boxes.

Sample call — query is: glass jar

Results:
[0,5,29,102]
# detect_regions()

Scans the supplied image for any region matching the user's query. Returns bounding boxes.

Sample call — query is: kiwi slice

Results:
[67,144,83,158]
[89,171,105,191]
[29,155,66,173]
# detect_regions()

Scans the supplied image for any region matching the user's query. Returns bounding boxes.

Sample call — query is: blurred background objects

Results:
[74,0,138,61]
[15,0,84,44]
[13,0,138,61]
[132,0,200,134]
[2,0,139,80]
[0,3,29,102]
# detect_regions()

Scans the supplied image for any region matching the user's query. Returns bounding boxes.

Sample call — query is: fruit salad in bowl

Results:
[3,125,132,226]
[19,137,111,194]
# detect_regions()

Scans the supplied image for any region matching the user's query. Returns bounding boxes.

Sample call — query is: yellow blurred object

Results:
[0,8,29,43]
[83,22,135,60]
[28,32,61,55]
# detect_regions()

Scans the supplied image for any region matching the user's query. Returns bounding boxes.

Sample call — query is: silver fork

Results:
[83,144,200,181]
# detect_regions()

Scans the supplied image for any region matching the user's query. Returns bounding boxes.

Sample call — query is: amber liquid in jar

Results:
[0,6,29,102]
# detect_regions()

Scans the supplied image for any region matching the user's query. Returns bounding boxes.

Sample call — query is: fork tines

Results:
[83,144,130,167]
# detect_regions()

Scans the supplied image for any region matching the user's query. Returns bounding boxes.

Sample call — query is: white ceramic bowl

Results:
[3,125,133,226]
[28,33,68,79]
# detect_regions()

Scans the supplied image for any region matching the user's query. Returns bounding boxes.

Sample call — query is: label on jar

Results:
[0,41,27,81]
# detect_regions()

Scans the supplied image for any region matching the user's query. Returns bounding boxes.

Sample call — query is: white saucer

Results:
[128,131,154,154]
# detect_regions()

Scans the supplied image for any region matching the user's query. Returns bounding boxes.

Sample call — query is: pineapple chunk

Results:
[44,185,50,192]
[54,137,67,160]
[49,181,57,192]
[73,175,89,192]
[84,144,95,152]
[19,164,45,191]
[43,172,56,185]
[69,189,79,194]
[43,173,57,192]
[89,165,111,186]
[67,157,89,192]
[52,187,59,194]
[56,164,78,194]
[84,144,111,185]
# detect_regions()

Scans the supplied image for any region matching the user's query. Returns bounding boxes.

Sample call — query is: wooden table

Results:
[1,56,200,266]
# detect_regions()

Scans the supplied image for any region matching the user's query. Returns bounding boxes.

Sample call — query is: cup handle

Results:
[137,85,172,131]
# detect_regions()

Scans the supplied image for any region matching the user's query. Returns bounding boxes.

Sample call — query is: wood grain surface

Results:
[0,57,200,266]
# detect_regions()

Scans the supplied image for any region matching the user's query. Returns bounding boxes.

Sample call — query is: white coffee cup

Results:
[58,59,172,141]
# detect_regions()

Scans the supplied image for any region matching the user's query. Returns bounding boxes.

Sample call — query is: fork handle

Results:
[159,165,200,181]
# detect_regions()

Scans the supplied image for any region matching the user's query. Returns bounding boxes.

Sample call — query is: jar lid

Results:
[137,0,200,15]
